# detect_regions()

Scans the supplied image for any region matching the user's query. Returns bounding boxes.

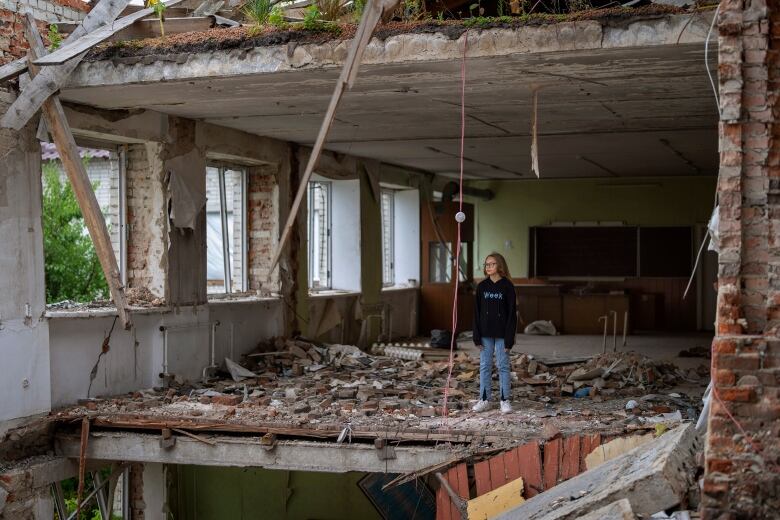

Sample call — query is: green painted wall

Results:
[469,176,717,278]
[170,466,382,520]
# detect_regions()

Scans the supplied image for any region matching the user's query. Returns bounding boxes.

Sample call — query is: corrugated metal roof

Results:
[41,141,112,161]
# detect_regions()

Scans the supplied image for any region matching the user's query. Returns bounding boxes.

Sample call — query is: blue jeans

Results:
[479,337,511,402]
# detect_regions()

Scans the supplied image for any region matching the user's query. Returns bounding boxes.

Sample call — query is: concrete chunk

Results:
[576,499,636,520]
[496,424,699,520]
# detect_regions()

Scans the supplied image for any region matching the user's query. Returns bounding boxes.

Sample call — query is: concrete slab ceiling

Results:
[62,16,718,179]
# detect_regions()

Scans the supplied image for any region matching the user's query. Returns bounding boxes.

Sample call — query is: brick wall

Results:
[125,143,167,298]
[702,0,780,518]
[247,164,279,293]
[129,463,145,520]
[0,0,87,66]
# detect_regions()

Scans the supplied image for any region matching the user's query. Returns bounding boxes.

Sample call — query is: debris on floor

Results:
[495,423,700,520]
[52,337,708,446]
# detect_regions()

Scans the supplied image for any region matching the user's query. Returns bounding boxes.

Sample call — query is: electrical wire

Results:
[442,31,468,419]
[682,3,722,300]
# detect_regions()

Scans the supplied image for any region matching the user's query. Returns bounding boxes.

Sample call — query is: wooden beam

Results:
[0,58,28,84]
[33,0,185,66]
[108,16,216,41]
[23,14,132,329]
[1,0,132,131]
[267,0,401,275]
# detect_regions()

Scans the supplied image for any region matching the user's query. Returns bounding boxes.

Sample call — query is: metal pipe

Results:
[230,322,235,362]
[92,471,109,520]
[159,323,215,332]
[598,315,608,354]
[52,482,67,520]
[610,310,617,352]
[622,311,629,348]
[160,326,169,381]
[202,320,221,381]
[66,471,113,520]
[121,467,130,520]
[118,145,128,287]
[159,322,217,383]
[218,167,232,294]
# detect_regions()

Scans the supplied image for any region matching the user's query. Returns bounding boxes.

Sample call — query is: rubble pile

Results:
[60,337,709,441]
[512,350,708,400]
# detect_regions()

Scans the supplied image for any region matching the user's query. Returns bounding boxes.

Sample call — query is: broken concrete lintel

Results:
[55,431,454,474]
[0,457,79,492]
[576,499,636,520]
[65,12,713,89]
[496,423,699,520]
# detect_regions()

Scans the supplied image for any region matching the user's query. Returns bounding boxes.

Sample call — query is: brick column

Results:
[125,143,168,299]
[247,164,279,293]
[702,0,780,517]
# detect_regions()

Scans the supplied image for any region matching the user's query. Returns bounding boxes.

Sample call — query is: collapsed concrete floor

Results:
[49,336,709,446]
[0,334,711,519]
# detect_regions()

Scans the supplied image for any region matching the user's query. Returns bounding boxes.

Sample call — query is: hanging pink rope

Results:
[442,31,468,419]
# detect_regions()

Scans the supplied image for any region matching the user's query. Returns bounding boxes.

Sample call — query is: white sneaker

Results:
[500,400,512,414]
[472,400,490,413]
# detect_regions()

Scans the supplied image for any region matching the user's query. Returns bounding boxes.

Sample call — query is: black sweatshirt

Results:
[473,277,517,348]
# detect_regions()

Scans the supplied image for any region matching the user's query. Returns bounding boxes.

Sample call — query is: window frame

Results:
[308,180,333,291]
[206,163,248,295]
[381,188,395,287]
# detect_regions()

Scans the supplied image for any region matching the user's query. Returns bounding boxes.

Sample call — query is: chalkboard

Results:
[531,226,638,277]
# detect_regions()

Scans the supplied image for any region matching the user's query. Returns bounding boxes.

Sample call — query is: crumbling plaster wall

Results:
[42,103,423,406]
[703,0,780,518]
[298,151,426,346]
[0,89,50,424]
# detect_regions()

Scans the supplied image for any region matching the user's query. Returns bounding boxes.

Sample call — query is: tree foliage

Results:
[42,160,109,303]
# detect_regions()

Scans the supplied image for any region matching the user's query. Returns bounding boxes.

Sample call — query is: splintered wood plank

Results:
[592,433,602,449]
[0,58,27,83]
[436,482,452,520]
[33,0,185,66]
[267,0,400,274]
[22,14,132,330]
[446,463,469,520]
[543,438,562,490]
[474,460,493,497]
[489,452,508,489]
[561,435,581,480]
[1,0,133,130]
[515,441,543,498]
[504,447,522,482]
[580,434,592,473]
[467,477,525,520]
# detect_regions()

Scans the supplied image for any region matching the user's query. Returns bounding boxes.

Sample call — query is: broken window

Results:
[206,165,247,294]
[381,189,395,286]
[41,142,125,303]
[381,187,420,288]
[429,242,452,283]
[308,180,332,290]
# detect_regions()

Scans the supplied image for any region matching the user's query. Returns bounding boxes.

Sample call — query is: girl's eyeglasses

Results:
[484,262,497,268]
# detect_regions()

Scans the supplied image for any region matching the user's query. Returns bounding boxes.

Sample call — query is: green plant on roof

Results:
[269,4,288,28]
[403,0,424,20]
[147,0,167,37]
[317,0,346,21]
[47,24,63,51]
[302,4,323,29]
[352,0,366,22]
[242,0,273,35]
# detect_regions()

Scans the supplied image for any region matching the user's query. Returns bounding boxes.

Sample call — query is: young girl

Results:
[472,253,517,414]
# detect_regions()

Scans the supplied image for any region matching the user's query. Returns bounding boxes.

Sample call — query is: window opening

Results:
[308,180,332,290]
[206,165,246,294]
[381,189,395,286]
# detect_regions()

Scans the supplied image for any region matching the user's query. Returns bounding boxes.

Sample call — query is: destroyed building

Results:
[0,0,777,518]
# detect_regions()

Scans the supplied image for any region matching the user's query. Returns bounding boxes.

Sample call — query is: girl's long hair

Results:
[484,252,512,279]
